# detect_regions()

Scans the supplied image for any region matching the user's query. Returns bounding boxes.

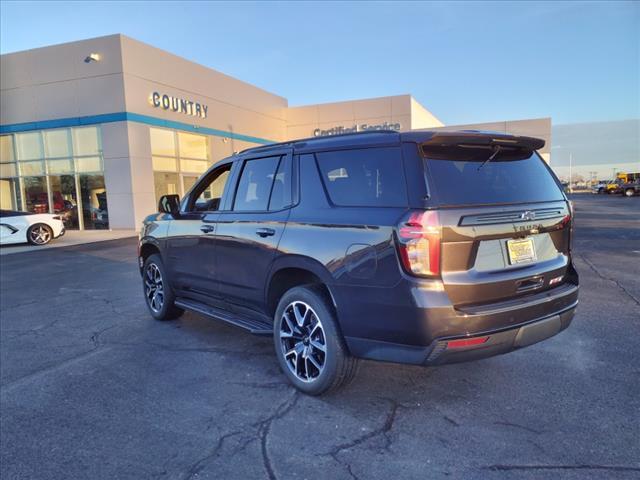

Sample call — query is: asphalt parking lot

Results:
[1,194,639,480]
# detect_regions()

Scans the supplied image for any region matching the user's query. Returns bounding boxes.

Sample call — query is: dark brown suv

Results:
[139,130,579,395]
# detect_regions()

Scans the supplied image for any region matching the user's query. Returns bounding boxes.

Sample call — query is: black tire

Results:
[273,285,358,395]
[27,223,53,245]
[142,254,184,321]
[625,189,635,197]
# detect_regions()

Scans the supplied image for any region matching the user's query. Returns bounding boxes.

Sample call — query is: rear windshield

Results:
[316,147,407,207]
[422,146,564,206]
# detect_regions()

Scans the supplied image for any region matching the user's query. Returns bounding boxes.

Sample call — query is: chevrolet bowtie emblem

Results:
[520,210,536,221]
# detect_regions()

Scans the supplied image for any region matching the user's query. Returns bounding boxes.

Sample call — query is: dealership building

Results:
[0,34,551,230]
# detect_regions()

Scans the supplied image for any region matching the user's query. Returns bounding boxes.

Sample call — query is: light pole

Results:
[552,145,572,193]
[568,153,573,193]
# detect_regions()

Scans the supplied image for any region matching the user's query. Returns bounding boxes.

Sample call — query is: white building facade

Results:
[1,34,551,230]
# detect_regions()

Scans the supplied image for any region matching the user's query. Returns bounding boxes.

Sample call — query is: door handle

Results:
[256,227,276,237]
[200,224,215,234]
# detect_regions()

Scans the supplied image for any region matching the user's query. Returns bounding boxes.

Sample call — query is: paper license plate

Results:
[507,238,537,265]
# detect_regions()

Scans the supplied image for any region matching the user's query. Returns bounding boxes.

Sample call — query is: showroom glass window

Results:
[150,127,211,203]
[0,126,107,230]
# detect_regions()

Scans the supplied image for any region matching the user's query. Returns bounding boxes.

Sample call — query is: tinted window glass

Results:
[190,164,231,212]
[234,157,280,211]
[268,155,292,211]
[316,147,407,207]
[424,148,564,206]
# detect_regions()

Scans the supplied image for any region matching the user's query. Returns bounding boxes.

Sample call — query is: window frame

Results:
[183,161,235,214]
[229,149,295,214]
[0,127,105,229]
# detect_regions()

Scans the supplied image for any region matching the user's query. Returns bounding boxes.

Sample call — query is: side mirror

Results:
[158,194,181,217]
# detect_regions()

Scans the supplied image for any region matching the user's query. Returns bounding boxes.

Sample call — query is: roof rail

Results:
[238,129,400,155]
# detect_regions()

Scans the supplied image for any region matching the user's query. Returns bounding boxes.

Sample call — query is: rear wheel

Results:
[142,254,184,320]
[625,189,635,197]
[27,223,53,245]
[274,285,358,395]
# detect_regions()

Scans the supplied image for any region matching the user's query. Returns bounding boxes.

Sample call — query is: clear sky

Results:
[1,0,638,178]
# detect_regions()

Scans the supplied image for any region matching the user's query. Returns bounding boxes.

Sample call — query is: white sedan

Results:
[0,210,66,246]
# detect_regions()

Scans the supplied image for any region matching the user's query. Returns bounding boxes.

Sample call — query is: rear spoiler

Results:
[421,131,545,151]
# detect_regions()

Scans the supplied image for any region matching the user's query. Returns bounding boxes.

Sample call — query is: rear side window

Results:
[423,147,564,206]
[316,147,407,207]
[268,154,292,211]
[233,155,292,212]
[234,156,281,211]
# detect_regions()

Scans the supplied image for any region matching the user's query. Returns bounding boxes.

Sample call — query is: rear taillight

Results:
[566,201,574,253]
[446,336,489,349]
[397,210,441,277]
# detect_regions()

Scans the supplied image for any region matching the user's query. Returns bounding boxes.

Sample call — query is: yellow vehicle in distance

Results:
[593,172,640,194]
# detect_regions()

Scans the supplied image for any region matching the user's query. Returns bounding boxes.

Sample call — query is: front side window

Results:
[190,164,232,212]
[233,156,281,212]
[316,147,407,207]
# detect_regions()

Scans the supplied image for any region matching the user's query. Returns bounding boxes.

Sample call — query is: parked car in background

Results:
[0,210,65,245]
[594,172,640,194]
[139,130,579,395]
[620,180,640,197]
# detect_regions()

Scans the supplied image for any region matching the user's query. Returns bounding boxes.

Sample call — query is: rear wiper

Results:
[477,145,501,171]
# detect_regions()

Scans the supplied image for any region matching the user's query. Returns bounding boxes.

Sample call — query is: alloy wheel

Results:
[144,263,164,313]
[30,225,51,245]
[279,301,327,382]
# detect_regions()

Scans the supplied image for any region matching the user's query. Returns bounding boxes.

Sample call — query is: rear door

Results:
[420,139,572,307]
[214,149,294,313]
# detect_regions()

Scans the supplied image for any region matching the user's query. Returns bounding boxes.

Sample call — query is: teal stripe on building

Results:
[0,112,275,145]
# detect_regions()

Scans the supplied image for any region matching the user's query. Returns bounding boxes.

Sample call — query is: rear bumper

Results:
[345,300,576,366]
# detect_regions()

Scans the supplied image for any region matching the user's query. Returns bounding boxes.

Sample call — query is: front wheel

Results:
[27,223,53,245]
[625,189,636,197]
[142,254,184,321]
[274,285,358,395]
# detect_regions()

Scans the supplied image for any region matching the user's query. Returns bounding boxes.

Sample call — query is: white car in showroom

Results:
[0,210,65,246]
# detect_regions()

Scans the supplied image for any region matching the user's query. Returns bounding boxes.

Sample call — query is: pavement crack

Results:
[579,253,640,306]
[494,420,544,435]
[181,429,245,480]
[345,463,360,480]
[255,391,300,480]
[443,415,460,427]
[327,398,400,459]
[2,317,63,339]
[179,391,299,480]
[90,323,122,348]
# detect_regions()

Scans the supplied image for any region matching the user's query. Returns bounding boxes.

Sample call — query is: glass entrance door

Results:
[23,176,49,214]
[49,174,79,229]
[182,175,199,196]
